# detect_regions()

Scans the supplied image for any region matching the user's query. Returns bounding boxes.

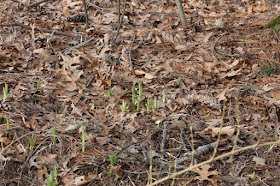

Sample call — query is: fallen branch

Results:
[148,140,280,186]
[0,22,82,37]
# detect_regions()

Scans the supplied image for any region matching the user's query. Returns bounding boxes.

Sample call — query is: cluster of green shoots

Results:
[120,83,166,113]
[108,152,118,176]
[46,165,58,186]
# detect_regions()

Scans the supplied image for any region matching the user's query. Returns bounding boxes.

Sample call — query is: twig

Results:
[82,0,89,29]
[114,0,128,40]
[62,36,98,54]
[194,141,217,157]
[128,32,136,75]
[175,0,187,30]
[88,0,113,11]
[211,32,229,57]
[0,22,81,37]
[211,99,226,160]
[160,121,168,154]
[27,0,48,7]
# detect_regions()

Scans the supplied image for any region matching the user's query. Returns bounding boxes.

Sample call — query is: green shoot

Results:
[137,82,142,111]
[53,121,57,144]
[132,87,136,110]
[152,96,157,113]
[91,103,95,110]
[53,165,58,184]
[108,152,118,176]
[120,100,128,112]
[206,19,211,27]
[109,152,118,166]
[46,170,56,186]
[251,171,256,180]
[6,118,9,129]
[3,83,9,101]
[108,169,113,176]
[81,125,85,152]
[162,90,166,103]
[259,61,278,76]
[242,61,247,68]
[29,132,35,150]
[145,97,150,113]
[108,87,112,99]
[269,134,278,150]
[36,78,40,90]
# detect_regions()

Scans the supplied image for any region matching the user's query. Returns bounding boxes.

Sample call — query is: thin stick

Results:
[27,0,48,7]
[175,0,187,30]
[82,0,89,29]
[160,121,168,154]
[232,103,241,152]
[212,32,229,56]
[114,0,128,40]
[211,99,226,160]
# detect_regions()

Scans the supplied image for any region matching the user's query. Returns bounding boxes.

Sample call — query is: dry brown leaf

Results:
[220,68,242,78]
[0,136,12,145]
[253,156,266,166]
[217,86,229,102]
[71,102,83,116]
[191,164,219,181]
[135,69,155,79]
[212,126,235,137]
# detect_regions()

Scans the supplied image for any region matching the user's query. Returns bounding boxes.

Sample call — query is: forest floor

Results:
[0,0,280,185]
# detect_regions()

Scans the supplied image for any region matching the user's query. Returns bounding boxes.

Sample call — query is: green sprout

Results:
[29,132,35,150]
[46,166,57,186]
[3,83,9,101]
[132,87,136,110]
[109,152,118,166]
[81,125,85,152]
[269,134,278,150]
[145,97,150,113]
[108,87,112,99]
[53,165,58,184]
[259,61,278,76]
[120,100,128,112]
[251,171,256,180]
[6,118,9,129]
[152,96,157,113]
[137,82,143,111]
[267,16,280,29]
[206,19,211,27]
[267,16,280,38]
[36,78,40,90]
[152,96,157,112]
[162,90,166,103]
[46,170,56,186]
[53,121,57,144]
[91,103,95,110]
[242,61,247,68]
[108,152,118,176]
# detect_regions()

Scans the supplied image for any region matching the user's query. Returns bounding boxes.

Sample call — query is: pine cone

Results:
[66,14,85,23]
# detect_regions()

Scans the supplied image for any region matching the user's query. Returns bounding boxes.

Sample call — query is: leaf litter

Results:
[0,0,280,185]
